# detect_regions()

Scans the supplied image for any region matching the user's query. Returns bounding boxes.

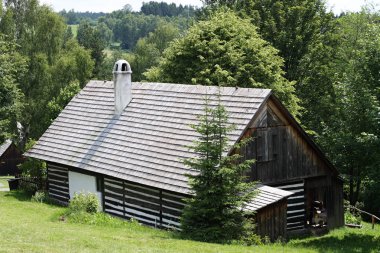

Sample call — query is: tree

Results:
[41,81,81,131]
[318,9,380,206]
[29,40,94,138]
[202,0,333,82]
[181,93,256,243]
[0,1,68,146]
[131,21,180,81]
[77,20,105,75]
[145,10,300,116]
[0,35,26,143]
[201,0,339,135]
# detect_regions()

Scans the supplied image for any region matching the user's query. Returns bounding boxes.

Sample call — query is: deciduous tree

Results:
[145,10,300,116]
[0,36,26,143]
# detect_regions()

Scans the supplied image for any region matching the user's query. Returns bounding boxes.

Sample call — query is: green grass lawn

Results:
[0,191,379,253]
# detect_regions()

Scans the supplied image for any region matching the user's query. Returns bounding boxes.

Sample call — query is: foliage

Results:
[0,35,26,143]
[53,39,94,88]
[18,139,46,177]
[68,192,100,214]
[98,11,189,51]
[131,21,180,81]
[362,181,380,218]
[31,191,51,203]
[39,81,81,133]
[202,0,333,81]
[181,93,256,243]
[29,40,93,138]
[145,10,300,116]
[345,211,362,225]
[0,1,93,146]
[59,9,106,25]
[77,19,106,75]
[141,1,197,17]
[317,9,380,206]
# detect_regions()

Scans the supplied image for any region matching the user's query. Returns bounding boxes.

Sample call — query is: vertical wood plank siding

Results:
[256,199,287,241]
[250,126,330,183]
[104,177,186,229]
[47,163,70,204]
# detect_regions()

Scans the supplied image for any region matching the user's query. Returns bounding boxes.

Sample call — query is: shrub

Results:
[345,211,362,225]
[31,191,50,203]
[19,179,38,194]
[68,192,100,214]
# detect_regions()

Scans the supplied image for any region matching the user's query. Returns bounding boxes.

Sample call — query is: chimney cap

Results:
[113,59,132,74]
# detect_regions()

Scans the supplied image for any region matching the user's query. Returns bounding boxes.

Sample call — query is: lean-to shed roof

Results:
[245,185,294,211]
[26,81,271,194]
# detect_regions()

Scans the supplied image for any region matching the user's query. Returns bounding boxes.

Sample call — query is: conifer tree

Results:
[181,93,256,243]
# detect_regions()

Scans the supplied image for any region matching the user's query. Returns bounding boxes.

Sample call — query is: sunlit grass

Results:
[0,191,379,253]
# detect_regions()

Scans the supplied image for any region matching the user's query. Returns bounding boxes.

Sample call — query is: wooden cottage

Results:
[26,60,343,240]
[0,140,23,176]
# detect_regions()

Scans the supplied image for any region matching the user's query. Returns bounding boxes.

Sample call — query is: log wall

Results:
[103,176,186,229]
[47,163,70,204]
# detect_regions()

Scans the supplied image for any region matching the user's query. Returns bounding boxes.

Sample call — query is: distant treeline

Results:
[141,1,197,17]
[59,10,107,24]
[60,1,197,25]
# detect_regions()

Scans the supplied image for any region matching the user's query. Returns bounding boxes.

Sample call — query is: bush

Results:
[31,191,50,203]
[19,179,38,194]
[68,192,100,214]
[345,211,362,225]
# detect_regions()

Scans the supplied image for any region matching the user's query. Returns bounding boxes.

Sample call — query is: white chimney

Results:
[113,60,132,115]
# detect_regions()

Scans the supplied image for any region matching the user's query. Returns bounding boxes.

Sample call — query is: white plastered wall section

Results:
[68,171,103,210]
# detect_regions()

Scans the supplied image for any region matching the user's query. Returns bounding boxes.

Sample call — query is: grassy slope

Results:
[0,191,379,253]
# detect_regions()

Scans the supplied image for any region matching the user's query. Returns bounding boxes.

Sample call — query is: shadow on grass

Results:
[293,233,380,253]
[4,190,33,201]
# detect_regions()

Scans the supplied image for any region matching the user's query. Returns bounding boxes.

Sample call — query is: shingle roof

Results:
[0,140,12,157]
[245,185,294,211]
[26,81,271,194]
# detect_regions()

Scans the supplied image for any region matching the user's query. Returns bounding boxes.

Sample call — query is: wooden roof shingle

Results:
[26,81,271,194]
[245,185,294,211]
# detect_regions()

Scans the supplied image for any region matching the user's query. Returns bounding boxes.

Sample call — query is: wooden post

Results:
[372,215,375,230]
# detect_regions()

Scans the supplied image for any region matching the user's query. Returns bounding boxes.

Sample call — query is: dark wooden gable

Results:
[241,95,343,231]
[0,142,23,176]
[245,96,337,184]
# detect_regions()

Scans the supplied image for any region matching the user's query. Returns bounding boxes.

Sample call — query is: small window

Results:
[256,130,269,162]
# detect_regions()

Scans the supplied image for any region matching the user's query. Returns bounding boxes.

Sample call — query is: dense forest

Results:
[0,0,379,218]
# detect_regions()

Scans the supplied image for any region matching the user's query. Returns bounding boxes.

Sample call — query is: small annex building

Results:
[26,60,343,240]
[0,140,23,176]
